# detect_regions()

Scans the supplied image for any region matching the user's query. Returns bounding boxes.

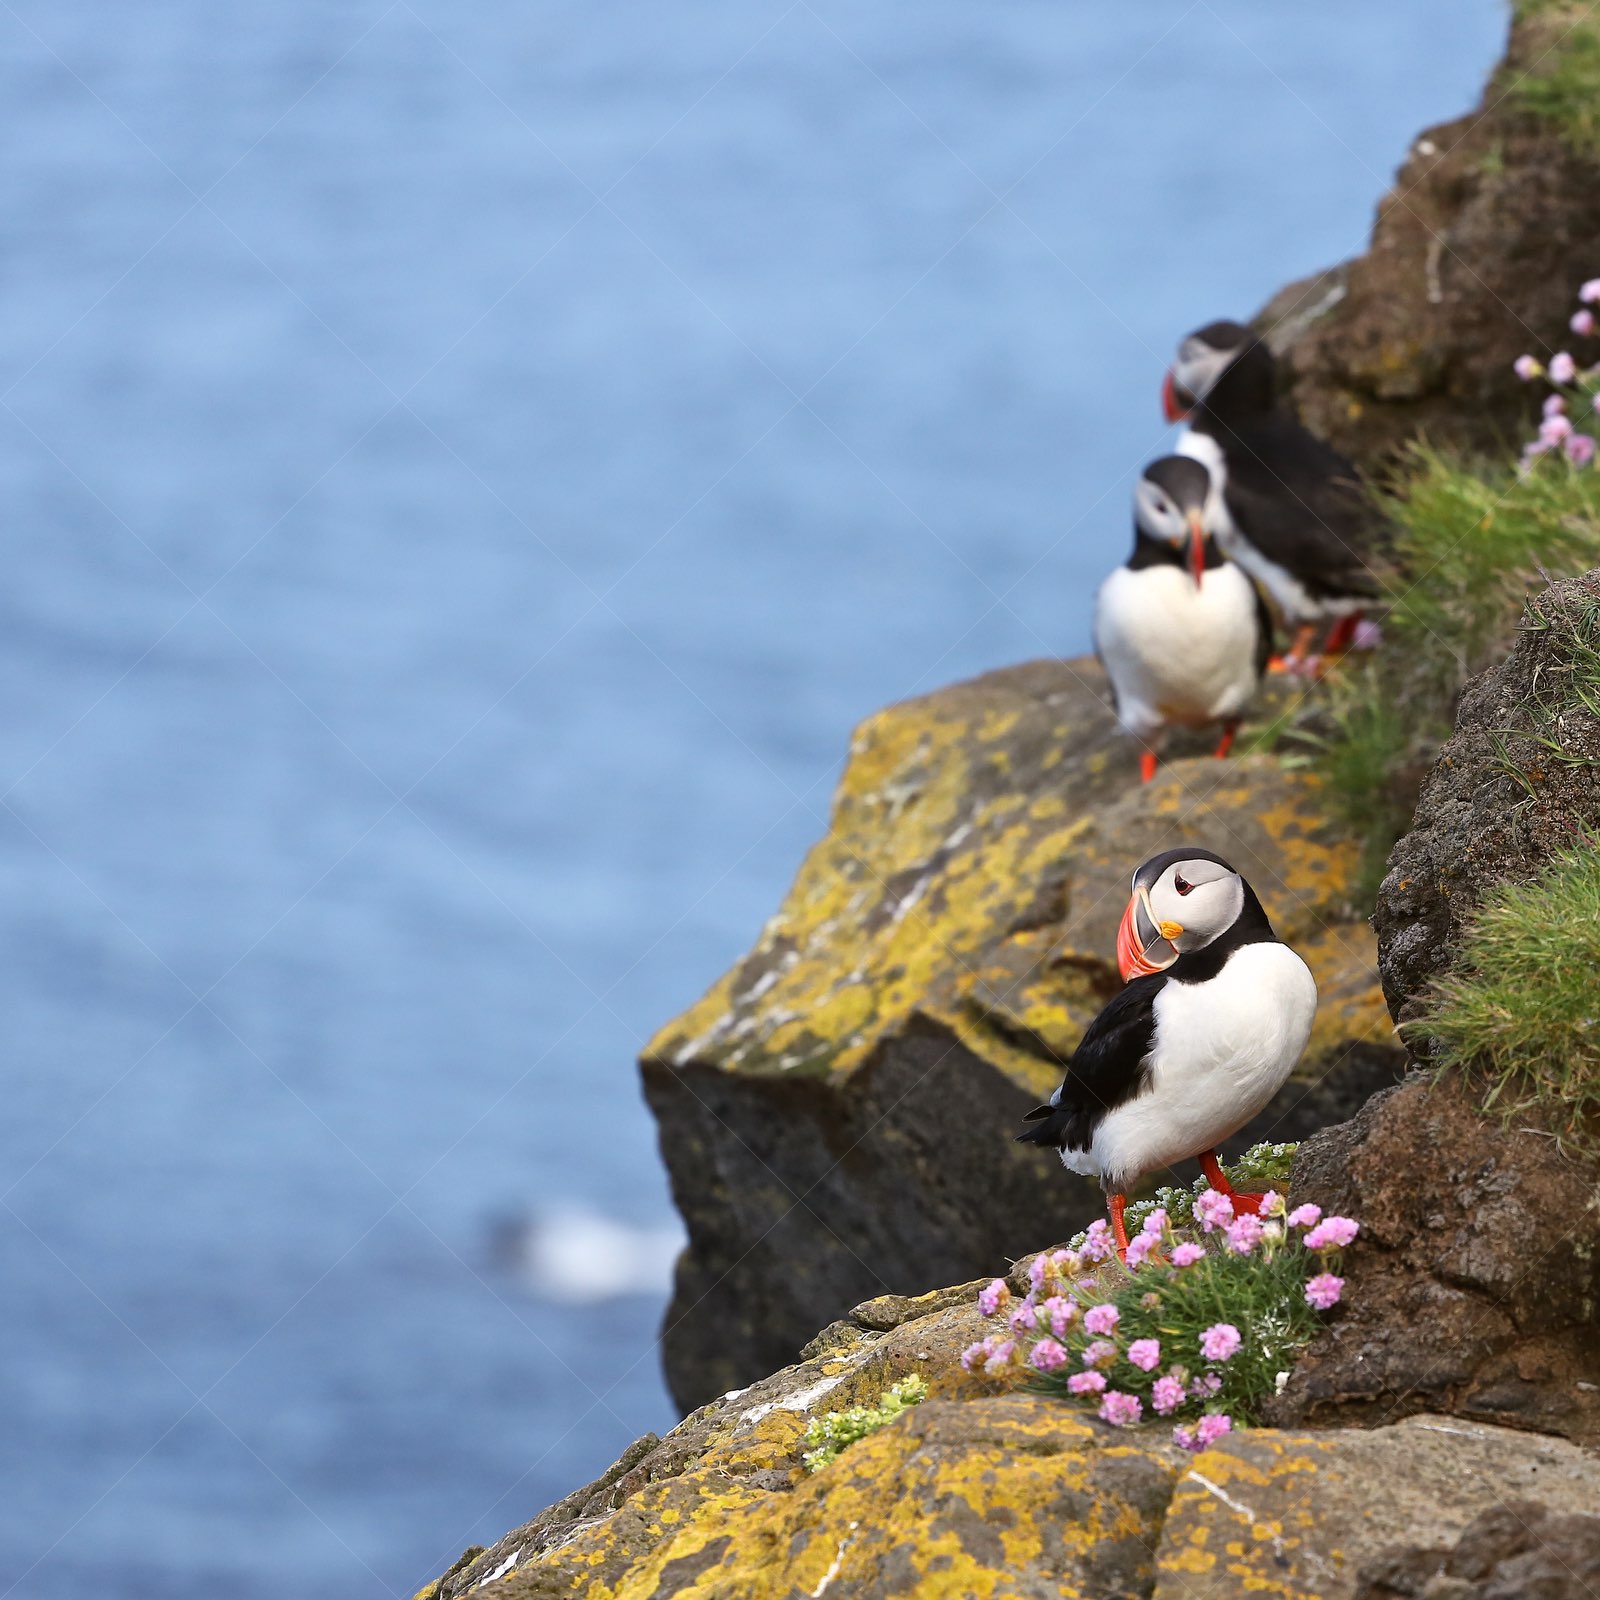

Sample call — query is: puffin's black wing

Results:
[1252,579,1275,678]
[1221,418,1382,602]
[1015,974,1162,1154]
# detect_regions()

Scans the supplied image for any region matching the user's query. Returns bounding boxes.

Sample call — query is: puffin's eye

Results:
[1174,874,1193,896]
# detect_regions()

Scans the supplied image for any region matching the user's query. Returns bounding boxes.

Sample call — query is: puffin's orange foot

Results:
[1139,750,1157,785]
[1226,1191,1269,1217]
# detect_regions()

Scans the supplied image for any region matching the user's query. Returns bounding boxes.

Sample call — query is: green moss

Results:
[800,1375,929,1472]
[1511,1,1600,159]
[1310,446,1600,903]
[1409,841,1600,1154]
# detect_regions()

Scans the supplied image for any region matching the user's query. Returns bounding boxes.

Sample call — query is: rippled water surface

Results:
[0,4,1504,1596]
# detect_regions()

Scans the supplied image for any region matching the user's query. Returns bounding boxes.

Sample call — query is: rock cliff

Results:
[644,660,1398,1410]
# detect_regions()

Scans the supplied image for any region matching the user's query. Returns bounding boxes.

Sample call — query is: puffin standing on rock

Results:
[1163,319,1381,673]
[1094,455,1271,783]
[1016,848,1317,1261]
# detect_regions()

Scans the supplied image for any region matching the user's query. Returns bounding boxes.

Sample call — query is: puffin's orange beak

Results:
[1162,369,1190,422]
[1116,886,1184,981]
[1187,510,1207,589]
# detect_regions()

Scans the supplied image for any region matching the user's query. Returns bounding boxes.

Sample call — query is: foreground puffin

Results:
[1095,456,1271,784]
[1016,848,1317,1259]
[1164,320,1380,671]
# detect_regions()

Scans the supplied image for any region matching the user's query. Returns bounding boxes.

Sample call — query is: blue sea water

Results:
[0,4,1504,1596]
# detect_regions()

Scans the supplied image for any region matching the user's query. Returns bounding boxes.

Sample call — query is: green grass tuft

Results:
[1408,842,1600,1155]
[1311,446,1600,903]
[800,1375,928,1472]
[1512,1,1600,160]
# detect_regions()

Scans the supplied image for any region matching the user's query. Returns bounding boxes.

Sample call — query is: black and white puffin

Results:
[1094,456,1272,784]
[1016,848,1317,1259]
[1163,320,1381,672]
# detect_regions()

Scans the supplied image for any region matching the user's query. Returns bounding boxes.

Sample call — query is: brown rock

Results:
[1262,7,1600,466]
[1354,1500,1600,1600]
[1268,1076,1600,1444]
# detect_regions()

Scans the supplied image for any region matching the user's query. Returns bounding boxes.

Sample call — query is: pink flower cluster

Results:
[968,1187,1359,1453]
[1515,279,1600,467]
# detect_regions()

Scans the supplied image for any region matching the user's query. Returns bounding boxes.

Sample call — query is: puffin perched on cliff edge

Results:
[1164,320,1381,672]
[1016,848,1317,1258]
[1094,455,1271,784]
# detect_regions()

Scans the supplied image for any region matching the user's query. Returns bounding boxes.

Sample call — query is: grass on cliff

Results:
[1408,841,1600,1155]
[1310,446,1600,901]
[1512,0,1600,159]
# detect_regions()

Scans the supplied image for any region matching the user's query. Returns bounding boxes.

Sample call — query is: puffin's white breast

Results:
[1093,561,1261,739]
[1062,941,1317,1189]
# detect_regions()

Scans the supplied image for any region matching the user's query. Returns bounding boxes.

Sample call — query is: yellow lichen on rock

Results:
[647,660,1389,1093]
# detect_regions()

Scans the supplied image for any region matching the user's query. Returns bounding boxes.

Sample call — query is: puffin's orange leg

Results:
[1212,720,1239,760]
[1274,622,1319,676]
[1198,1149,1267,1216]
[1323,612,1361,658]
[1139,750,1157,785]
[1109,1193,1131,1263]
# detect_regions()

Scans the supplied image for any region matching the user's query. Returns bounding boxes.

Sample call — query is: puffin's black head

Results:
[1115,848,1248,979]
[1133,455,1214,587]
[1161,319,1257,420]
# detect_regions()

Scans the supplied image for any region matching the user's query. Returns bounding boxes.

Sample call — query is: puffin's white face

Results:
[1170,335,1240,410]
[1133,475,1192,545]
[1116,856,1245,978]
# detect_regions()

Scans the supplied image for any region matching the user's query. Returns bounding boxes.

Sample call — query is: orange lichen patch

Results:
[645,661,1387,1090]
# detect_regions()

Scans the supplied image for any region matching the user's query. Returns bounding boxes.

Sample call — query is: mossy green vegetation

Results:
[1310,446,1600,900]
[1410,841,1600,1155]
[800,1374,929,1472]
[1511,0,1600,160]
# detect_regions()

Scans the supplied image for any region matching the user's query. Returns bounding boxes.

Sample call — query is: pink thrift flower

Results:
[1151,1375,1186,1415]
[1574,309,1596,336]
[1028,1254,1050,1292]
[1042,1295,1079,1337]
[1194,1189,1234,1232]
[1081,1219,1115,1264]
[1172,1424,1199,1452]
[1304,1216,1359,1251]
[960,1340,989,1371]
[1200,1323,1242,1363]
[1099,1390,1142,1427]
[1514,354,1543,380]
[1286,1204,1321,1229]
[1124,1233,1157,1269]
[1305,1273,1345,1310]
[1545,392,1568,417]
[1257,1190,1285,1217]
[1567,432,1597,467]
[1083,1303,1121,1336]
[983,1339,1017,1375]
[1195,1412,1233,1447]
[1141,1207,1169,1238]
[1051,1249,1080,1277]
[977,1278,1011,1318]
[1352,618,1384,652]
[1170,1241,1206,1268]
[1067,1370,1107,1396]
[1191,1372,1222,1399]
[1541,413,1574,445]
[1225,1214,1264,1255]
[1551,351,1579,383]
[1581,278,1600,304]
[1082,1339,1117,1368]
[1029,1337,1069,1373]
[1009,1302,1037,1334]
[1128,1338,1162,1372]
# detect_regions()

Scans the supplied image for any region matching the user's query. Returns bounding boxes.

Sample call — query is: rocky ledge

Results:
[413,1274,1600,1600]
[644,659,1399,1410]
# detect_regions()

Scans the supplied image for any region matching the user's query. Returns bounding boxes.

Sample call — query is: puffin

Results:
[1016,847,1317,1260]
[1094,455,1272,784]
[1163,319,1381,672]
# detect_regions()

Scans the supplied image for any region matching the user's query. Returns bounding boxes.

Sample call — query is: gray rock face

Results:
[1374,570,1600,1030]
[1355,1500,1600,1600]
